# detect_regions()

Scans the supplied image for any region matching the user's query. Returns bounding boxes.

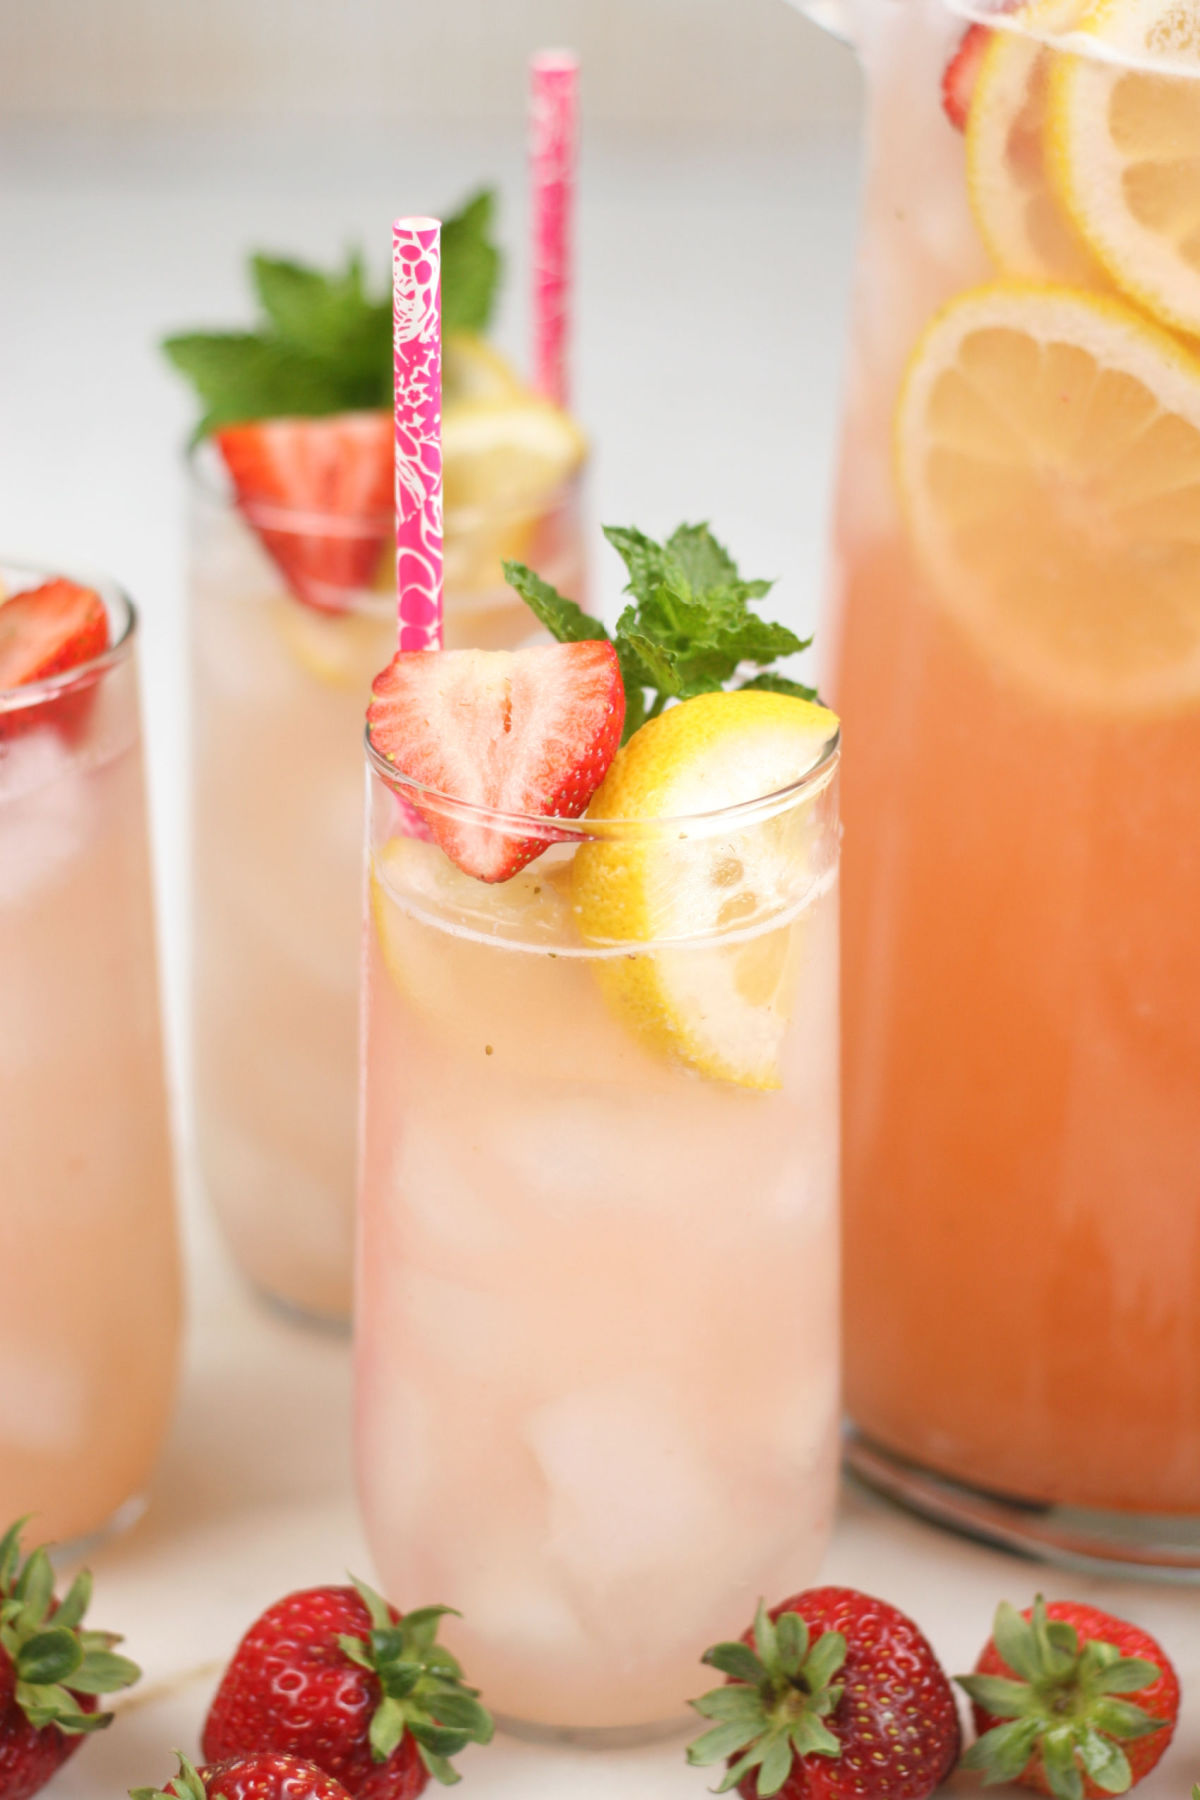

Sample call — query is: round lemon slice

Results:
[896,281,1200,712]
[967,27,1106,285]
[1049,0,1200,336]
[571,690,839,1091]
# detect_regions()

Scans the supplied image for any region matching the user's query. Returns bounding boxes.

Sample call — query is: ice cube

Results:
[395,1120,511,1254]
[527,1377,732,1585]
[0,728,89,905]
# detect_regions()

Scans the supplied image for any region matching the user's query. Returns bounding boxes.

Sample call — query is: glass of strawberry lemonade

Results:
[0,565,180,1544]
[355,528,841,1733]
[171,220,587,1324]
[791,0,1200,1565]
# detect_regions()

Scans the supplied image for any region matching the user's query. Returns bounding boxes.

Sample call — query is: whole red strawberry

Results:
[202,1580,492,1797]
[0,1519,140,1800]
[134,1749,351,1800]
[958,1596,1178,1800]
[688,1587,960,1799]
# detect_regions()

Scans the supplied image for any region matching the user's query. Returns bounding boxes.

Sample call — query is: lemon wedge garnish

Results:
[270,594,390,687]
[443,331,525,404]
[967,27,1106,285]
[1049,0,1200,335]
[896,281,1200,712]
[441,394,587,593]
[571,690,839,1090]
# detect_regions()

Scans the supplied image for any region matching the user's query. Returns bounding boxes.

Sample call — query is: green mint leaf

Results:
[602,524,678,605]
[165,191,499,435]
[617,624,684,698]
[161,334,349,438]
[502,563,610,644]
[700,1642,766,1685]
[740,672,819,700]
[441,189,502,335]
[665,522,741,593]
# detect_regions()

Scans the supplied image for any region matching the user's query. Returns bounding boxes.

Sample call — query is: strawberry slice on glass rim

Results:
[366,640,625,883]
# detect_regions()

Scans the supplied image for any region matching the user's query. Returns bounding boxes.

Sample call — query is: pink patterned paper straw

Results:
[393,216,443,652]
[530,50,579,411]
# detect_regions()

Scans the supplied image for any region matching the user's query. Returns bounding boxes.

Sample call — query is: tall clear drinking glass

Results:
[355,730,841,1734]
[796,0,1200,1569]
[190,451,586,1324]
[0,564,180,1544]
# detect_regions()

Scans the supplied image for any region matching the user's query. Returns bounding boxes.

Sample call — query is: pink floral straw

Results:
[530,50,579,411]
[392,217,443,652]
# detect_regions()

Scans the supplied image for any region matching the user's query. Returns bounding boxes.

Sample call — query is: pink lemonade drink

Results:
[356,647,841,1732]
[810,0,1200,1560]
[0,566,180,1544]
[189,456,585,1323]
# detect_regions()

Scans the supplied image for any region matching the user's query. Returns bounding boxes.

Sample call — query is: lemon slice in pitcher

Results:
[571,690,839,1090]
[1049,0,1200,336]
[896,281,1200,711]
[967,27,1105,285]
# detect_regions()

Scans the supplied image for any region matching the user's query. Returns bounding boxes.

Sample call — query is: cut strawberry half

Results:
[942,23,991,131]
[216,412,392,614]
[0,579,109,692]
[367,641,625,882]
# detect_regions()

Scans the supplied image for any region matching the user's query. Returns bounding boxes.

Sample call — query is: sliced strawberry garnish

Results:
[0,579,109,691]
[216,411,392,613]
[367,641,625,882]
[942,23,991,131]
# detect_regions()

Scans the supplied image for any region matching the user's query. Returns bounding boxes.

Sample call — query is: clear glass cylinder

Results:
[355,730,841,1734]
[815,0,1200,1565]
[189,446,587,1323]
[0,563,180,1543]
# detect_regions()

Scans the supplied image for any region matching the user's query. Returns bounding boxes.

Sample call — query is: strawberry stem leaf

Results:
[341,1577,492,1773]
[689,1603,845,1797]
[958,1599,1166,1800]
[0,1521,138,1735]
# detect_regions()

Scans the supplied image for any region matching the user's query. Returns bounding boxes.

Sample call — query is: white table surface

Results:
[2,112,1199,1799]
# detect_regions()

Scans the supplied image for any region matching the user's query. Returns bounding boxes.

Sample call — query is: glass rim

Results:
[364,720,841,841]
[185,433,587,538]
[0,559,136,717]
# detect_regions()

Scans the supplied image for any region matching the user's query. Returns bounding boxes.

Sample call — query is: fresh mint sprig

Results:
[162,189,502,438]
[504,522,816,741]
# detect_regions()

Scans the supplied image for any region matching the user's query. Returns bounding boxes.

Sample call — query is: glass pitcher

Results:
[793,0,1200,1573]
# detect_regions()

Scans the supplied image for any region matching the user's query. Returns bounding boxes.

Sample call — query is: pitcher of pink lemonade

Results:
[790,0,1200,1571]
